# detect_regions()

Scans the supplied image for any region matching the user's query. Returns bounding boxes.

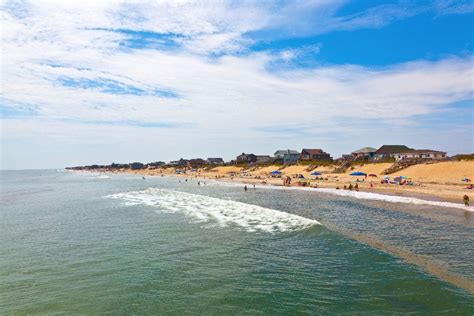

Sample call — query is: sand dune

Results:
[398,161,474,183]
[209,166,243,174]
[349,163,392,175]
[280,165,311,175]
[254,165,281,175]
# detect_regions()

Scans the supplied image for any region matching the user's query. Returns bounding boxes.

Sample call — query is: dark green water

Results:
[1,170,473,314]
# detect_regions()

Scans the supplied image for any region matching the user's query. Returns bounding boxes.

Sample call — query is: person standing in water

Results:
[464,195,470,207]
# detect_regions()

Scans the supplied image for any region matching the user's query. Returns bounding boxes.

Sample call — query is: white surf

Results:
[105,188,320,233]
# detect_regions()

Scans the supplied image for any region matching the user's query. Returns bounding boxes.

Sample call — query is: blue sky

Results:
[1,0,473,169]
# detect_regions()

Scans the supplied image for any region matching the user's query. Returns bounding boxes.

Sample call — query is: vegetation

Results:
[452,154,474,161]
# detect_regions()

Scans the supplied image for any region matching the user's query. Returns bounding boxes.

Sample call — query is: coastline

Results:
[80,166,474,211]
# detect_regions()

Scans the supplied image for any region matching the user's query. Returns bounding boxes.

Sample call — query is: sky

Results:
[1,0,473,169]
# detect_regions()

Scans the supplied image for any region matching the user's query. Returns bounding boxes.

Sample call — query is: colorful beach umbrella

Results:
[350,171,366,176]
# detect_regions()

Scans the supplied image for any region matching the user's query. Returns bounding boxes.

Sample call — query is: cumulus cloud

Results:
[1,0,473,168]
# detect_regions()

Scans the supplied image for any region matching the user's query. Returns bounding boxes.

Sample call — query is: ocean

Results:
[1,169,473,314]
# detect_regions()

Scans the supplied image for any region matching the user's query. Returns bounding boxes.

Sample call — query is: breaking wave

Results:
[105,188,319,233]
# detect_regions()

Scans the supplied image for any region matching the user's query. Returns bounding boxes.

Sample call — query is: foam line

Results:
[105,188,319,233]
[203,181,473,211]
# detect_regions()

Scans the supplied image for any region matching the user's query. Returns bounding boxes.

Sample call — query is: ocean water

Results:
[1,170,473,314]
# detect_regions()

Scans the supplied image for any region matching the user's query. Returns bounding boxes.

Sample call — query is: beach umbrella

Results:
[350,171,366,176]
[368,174,377,177]
[271,170,282,175]
[311,171,322,176]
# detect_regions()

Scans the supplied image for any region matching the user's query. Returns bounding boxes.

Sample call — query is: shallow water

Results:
[1,170,473,314]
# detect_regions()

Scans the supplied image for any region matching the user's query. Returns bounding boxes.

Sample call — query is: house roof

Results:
[352,147,377,154]
[207,158,224,161]
[302,148,325,155]
[189,158,206,163]
[376,145,412,154]
[237,153,256,157]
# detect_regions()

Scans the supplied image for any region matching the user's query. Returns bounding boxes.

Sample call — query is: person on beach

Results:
[464,195,470,207]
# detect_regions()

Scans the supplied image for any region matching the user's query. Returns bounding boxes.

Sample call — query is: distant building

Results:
[395,149,447,161]
[188,158,207,169]
[374,145,413,160]
[110,163,129,169]
[168,159,189,167]
[236,153,257,164]
[129,162,145,170]
[300,149,332,161]
[207,158,224,165]
[274,150,300,164]
[146,161,166,169]
[256,155,274,164]
[351,147,377,159]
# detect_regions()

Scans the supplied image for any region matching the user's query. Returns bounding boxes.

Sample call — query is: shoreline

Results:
[78,168,473,211]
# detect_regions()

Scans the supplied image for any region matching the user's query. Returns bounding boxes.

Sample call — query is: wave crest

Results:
[105,188,319,233]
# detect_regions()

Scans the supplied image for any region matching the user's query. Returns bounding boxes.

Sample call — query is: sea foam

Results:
[105,188,319,233]
[203,181,473,211]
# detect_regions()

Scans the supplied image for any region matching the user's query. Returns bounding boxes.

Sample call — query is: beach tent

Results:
[350,171,366,176]
[271,170,282,175]
[311,171,322,176]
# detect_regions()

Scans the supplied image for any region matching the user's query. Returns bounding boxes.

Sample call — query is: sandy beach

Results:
[98,160,474,207]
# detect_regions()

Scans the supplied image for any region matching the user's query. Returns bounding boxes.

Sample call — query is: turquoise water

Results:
[1,170,473,314]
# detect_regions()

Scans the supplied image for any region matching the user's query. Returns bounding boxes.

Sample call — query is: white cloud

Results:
[1,0,473,168]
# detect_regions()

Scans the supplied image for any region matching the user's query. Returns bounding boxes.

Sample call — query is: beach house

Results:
[129,162,145,170]
[256,155,274,164]
[351,147,377,160]
[374,145,413,160]
[146,161,166,169]
[236,153,257,164]
[168,159,189,167]
[300,149,332,161]
[395,149,447,161]
[207,158,224,165]
[187,159,207,169]
[274,150,300,164]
